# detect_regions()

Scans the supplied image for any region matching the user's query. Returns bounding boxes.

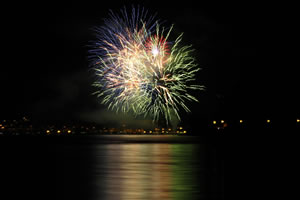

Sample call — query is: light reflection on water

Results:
[0,135,223,200]
[92,141,204,200]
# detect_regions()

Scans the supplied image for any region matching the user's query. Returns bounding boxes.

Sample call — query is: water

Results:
[0,135,224,200]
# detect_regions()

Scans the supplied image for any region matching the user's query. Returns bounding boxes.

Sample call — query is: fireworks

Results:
[89,6,204,124]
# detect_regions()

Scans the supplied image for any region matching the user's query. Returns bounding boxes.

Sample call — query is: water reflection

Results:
[94,142,203,200]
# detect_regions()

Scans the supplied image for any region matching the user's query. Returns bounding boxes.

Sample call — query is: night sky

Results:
[1,1,289,127]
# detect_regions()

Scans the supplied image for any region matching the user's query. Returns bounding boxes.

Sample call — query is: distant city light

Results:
[3,116,300,137]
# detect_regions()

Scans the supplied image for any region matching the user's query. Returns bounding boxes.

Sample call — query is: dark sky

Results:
[1,1,289,126]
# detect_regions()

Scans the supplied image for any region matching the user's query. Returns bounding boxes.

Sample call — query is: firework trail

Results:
[89,6,204,124]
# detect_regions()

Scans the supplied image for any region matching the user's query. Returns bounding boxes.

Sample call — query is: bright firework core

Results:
[89,6,204,125]
[151,47,159,57]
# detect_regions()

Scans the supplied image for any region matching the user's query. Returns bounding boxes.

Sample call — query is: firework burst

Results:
[89,6,204,124]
